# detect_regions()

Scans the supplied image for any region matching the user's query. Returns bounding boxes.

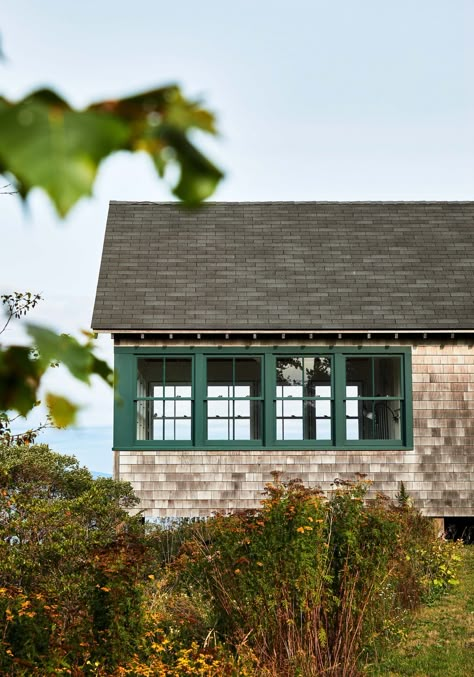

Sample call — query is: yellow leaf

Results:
[46,393,78,427]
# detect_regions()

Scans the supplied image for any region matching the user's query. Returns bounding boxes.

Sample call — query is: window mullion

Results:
[194,353,205,446]
[263,352,275,446]
[333,353,345,446]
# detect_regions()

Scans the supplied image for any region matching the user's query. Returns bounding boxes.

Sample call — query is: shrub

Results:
[0,444,148,675]
[165,475,461,677]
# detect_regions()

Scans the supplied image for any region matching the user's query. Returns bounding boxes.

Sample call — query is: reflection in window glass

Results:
[276,356,332,441]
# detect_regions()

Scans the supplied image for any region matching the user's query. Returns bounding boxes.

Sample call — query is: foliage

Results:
[0,444,147,675]
[162,476,461,677]
[368,545,471,676]
[0,292,113,426]
[0,85,223,216]
[0,456,462,676]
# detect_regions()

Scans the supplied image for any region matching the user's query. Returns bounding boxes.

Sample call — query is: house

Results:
[92,201,474,522]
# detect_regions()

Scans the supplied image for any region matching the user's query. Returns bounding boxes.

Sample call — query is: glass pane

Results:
[316,418,332,440]
[137,358,163,396]
[281,399,303,418]
[374,357,401,397]
[277,358,303,388]
[277,418,303,440]
[235,358,261,397]
[207,359,233,396]
[235,402,261,440]
[208,385,232,398]
[374,400,401,440]
[304,401,332,440]
[207,401,261,441]
[208,419,230,440]
[315,399,331,417]
[346,357,372,397]
[304,357,331,395]
[235,399,250,417]
[345,399,401,441]
[208,399,229,418]
[136,399,192,441]
[175,400,191,418]
[166,359,192,387]
[175,420,191,439]
[164,400,175,417]
[153,418,164,440]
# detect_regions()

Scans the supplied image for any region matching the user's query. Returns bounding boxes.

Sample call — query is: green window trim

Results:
[114,346,413,451]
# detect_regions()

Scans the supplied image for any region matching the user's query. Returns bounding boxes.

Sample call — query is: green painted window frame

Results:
[114,346,413,451]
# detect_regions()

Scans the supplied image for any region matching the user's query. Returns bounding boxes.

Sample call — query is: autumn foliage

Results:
[0,448,461,676]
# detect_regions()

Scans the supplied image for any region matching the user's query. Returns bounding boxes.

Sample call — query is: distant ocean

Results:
[37,425,113,476]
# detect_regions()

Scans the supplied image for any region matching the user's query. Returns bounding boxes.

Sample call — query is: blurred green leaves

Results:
[0,85,223,216]
[0,301,113,426]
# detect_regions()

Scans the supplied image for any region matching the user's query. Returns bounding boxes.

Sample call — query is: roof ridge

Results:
[109,200,474,205]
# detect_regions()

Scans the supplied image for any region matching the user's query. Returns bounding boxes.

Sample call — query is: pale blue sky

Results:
[1,1,473,472]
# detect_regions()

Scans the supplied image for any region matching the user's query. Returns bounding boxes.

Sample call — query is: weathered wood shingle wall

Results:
[116,341,474,518]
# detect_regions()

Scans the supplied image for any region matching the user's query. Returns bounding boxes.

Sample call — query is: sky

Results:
[1,0,473,473]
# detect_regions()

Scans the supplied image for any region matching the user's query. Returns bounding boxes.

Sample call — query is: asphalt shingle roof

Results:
[91,201,474,331]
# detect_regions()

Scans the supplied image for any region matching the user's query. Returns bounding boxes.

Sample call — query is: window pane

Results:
[235,399,250,417]
[137,358,163,396]
[137,358,192,397]
[304,357,331,395]
[207,359,233,396]
[207,402,261,441]
[208,385,232,398]
[208,399,229,418]
[374,357,401,397]
[235,358,261,396]
[374,400,401,439]
[208,419,230,440]
[166,359,192,387]
[304,401,332,440]
[277,358,303,387]
[345,399,401,441]
[277,418,303,440]
[136,399,192,441]
[235,402,261,440]
[282,398,303,417]
[175,420,191,439]
[175,400,191,418]
[346,357,372,397]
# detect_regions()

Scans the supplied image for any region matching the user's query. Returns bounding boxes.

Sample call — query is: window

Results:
[207,357,262,441]
[276,357,332,441]
[136,358,193,441]
[115,347,412,450]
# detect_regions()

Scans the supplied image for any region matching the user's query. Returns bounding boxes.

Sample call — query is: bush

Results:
[0,444,148,675]
[160,475,461,677]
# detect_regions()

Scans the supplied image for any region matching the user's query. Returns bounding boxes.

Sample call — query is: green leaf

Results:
[27,324,113,386]
[45,393,78,427]
[0,89,129,216]
[163,129,223,204]
[0,85,223,215]
[0,346,43,415]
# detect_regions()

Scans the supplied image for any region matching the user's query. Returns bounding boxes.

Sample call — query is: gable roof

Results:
[92,201,474,332]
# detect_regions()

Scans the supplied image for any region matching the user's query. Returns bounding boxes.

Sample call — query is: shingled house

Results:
[92,201,474,521]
